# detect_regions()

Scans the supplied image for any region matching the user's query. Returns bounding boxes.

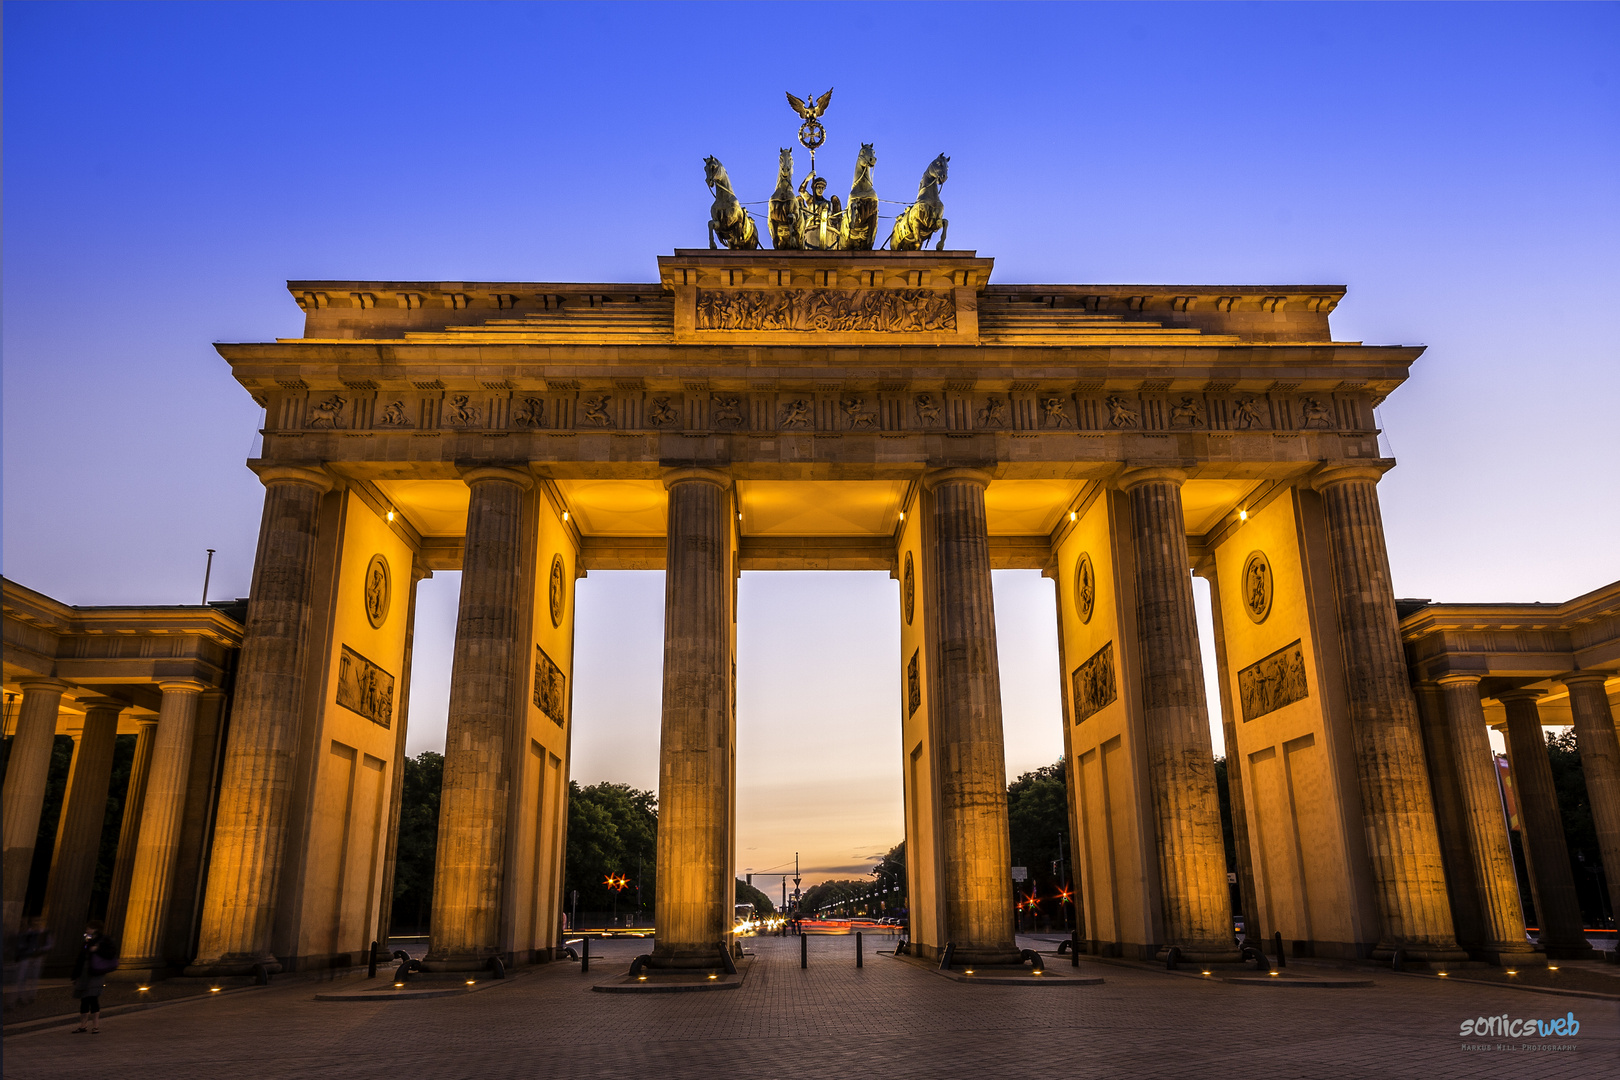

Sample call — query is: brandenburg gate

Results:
[176,242,1484,976]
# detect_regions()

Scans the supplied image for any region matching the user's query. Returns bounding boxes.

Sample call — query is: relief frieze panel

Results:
[695,288,956,333]
[336,644,395,728]
[1072,641,1117,724]
[1238,639,1309,722]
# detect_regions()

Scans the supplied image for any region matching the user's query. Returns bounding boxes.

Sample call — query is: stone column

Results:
[425,467,532,970]
[104,716,158,942]
[44,698,124,967]
[1499,689,1589,957]
[923,469,1021,965]
[652,468,736,967]
[374,562,428,952]
[1414,683,1484,949]
[189,465,331,975]
[1120,467,1237,962]
[2,678,71,935]
[1435,676,1536,962]
[1564,674,1620,928]
[1312,463,1464,960]
[118,680,206,976]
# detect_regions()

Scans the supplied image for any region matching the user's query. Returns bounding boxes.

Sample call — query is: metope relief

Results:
[1232,397,1268,430]
[977,397,1009,428]
[695,289,956,333]
[579,395,613,428]
[1105,396,1139,428]
[511,398,545,429]
[914,394,944,427]
[336,645,395,729]
[1300,397,1334,429]
[376,400,414,428]
[779,398,813,429]
[1072,641,1117,724]
[443,395,482,428]
[307,395,348,429]
[1169,396,1204,428]
[647,396,681,428]
[1040,396,1073,428]
[534,645,567,727]
[1239,640,1308,722]
[841,397,878,429]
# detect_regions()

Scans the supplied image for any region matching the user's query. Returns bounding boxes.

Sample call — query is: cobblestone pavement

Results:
[4,935,1616,1079]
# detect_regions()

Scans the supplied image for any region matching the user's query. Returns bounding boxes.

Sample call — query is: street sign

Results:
[1011,866,1028,881]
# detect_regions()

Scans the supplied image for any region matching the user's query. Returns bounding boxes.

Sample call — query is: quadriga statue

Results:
[888,153,949,251]
[840,143,878,251]
[704,156,760,250]
[768,147,802,250]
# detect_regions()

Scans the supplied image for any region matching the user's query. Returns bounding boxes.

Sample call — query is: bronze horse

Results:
[768,147,802,250]
[840,143,878,251]
[705,156,760,250]
[888,153,949,251]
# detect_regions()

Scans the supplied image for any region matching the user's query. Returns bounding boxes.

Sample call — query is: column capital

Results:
[1311,461,1391,492]
[921,467,993,492]
[1116,465,1188,491]
[16,677,73,696]
[1561,670,1614,689]
[77,696,128,714]
[1435,673,1484,690]
[458,465,534,490]
[157,678,209,696]
[662,467,732,491]
[1495,687,1545,704]
[253,465,334,494]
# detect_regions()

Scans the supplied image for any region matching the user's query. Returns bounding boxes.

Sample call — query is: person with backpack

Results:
[70,920,118,1034]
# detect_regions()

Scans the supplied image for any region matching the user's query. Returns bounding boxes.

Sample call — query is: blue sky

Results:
[5,2,1616,879]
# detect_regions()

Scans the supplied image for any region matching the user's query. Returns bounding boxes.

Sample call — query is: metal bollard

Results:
[367,940,379,979]
[856,932,863,968]
[1071,930,1080,967]
[801,933,808,969]
[582,936,590,974]
[1273,931,1286,969]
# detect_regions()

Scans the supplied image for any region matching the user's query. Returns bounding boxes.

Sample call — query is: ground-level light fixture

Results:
[465,979,476,986]
[210,986,222,993]
[1437,972,1448,977]
[1507,970,1518,977]
[394,982,405,988]
[137,985,150,992]
[1548,965,1559,972]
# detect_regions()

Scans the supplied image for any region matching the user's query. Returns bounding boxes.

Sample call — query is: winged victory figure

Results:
[786,89,833,120]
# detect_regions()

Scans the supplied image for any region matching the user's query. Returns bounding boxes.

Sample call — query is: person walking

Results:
[70,920,118,1034]
[8,917,54,1006]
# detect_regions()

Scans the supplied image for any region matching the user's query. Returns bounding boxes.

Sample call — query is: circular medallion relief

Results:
[903,551,916,626]
[549,553,567,628]
[363,554,390,628]
[1074,553,1096,624]
[1242,551,1273,624]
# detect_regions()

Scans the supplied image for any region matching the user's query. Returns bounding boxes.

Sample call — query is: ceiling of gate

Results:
[371,476,1258,542]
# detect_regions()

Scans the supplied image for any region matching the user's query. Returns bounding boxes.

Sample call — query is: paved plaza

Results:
[4,935,1616,1079]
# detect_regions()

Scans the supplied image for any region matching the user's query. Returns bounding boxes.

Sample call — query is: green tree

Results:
[735,878,775,915]
[1545,729,1609,925]
[1007,759,1070,925]
[391,751,443,934]
[564,781,657,913]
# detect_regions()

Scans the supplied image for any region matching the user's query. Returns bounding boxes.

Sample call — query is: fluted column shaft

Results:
[1565,675,1620,927]
[2,679,70,935]
[120,681,205,971]
[1500,690,1587,955]
[426,468,532,969]
[1436,677,1534,959]
[190,467,330,974]
[1415,683,1485,949]
[44,699,124,967]
[104,718,158,941]
[1122,469,1236,961]
[1314,465,1463,959]
[926,469,1020,965]
[653,470,735,966]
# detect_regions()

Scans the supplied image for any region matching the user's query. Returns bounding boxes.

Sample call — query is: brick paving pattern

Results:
[4,935,1615,1079]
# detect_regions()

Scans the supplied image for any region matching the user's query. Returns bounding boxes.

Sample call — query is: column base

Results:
[945,943,1027,967]
[1371,942,1470,964]
[1535,940,1598,960]
[648,940,736,969]
[1466,943,1545,967]
[1158,942,1242,965]
[183,954,283,977]
[108,965,174,984]
[419,948,507,973]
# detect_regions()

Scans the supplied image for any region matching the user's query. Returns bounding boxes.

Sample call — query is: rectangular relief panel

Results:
[336,645,395,728]
[533,645,567,726]
[1072,641,1117,724]
[1238,639,1308,722]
